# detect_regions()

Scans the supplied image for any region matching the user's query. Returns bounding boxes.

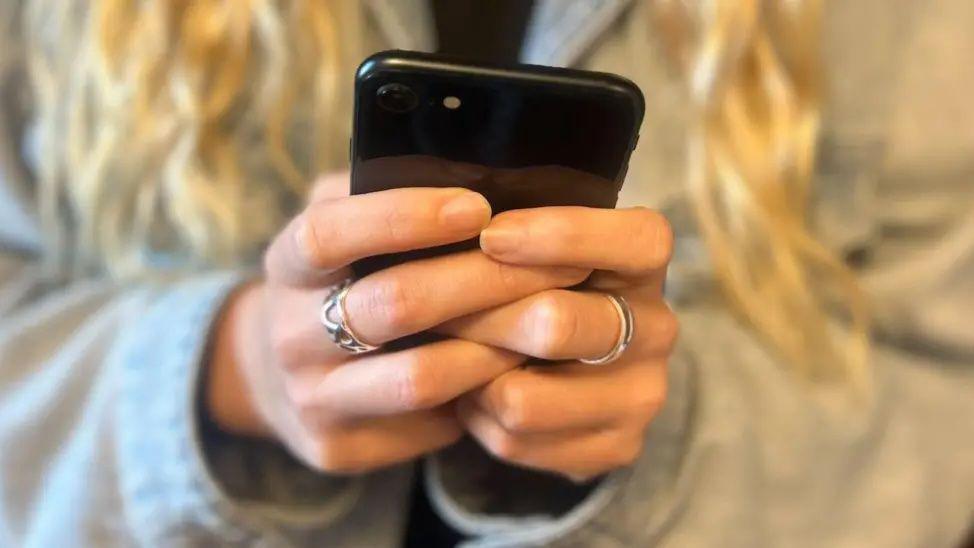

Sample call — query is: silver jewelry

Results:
[580,293,635,366]
[320,279,380,354]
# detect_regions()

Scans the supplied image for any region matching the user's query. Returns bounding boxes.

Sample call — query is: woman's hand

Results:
[207,175,590,474]
[437,206,677,481]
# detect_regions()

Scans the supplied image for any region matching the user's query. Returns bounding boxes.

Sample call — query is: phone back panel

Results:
[350,50,644,278]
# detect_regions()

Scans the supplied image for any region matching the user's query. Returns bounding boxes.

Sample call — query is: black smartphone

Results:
[350,50,644,278]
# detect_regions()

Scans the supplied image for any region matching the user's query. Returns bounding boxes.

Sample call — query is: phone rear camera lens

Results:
[376,83,418,113]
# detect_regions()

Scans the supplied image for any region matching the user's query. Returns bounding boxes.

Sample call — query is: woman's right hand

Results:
[206,175,590,474]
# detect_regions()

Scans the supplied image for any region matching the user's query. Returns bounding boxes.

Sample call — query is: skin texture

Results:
[208,172,676,480]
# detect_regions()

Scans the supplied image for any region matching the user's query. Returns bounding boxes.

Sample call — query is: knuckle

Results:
[294,404,325,432]
[284,373,341,427]
[614,438,645,467]
[629,208,674,273]
[393,353,442,410]
[526,292,579,359]
[494,380,533,433]
[296,212,336,269]
[491,260,524,293]
[655,215,675,264]
[486,429,522,461]
[379,205,413,244]
[268,323,302,369]
[643,387,667,417]
[651,306,681,355]
[629,369,667,419]
[268,330,291,363]
[366,277,422,334]
[283,375,315,410]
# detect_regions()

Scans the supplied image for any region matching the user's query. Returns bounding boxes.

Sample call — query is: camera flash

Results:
[443,96,461,110]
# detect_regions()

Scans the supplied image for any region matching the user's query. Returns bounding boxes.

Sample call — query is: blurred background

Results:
[0,1,972,547]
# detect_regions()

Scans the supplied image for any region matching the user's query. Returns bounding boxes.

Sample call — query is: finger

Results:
[293,407,463,474]
[457,398,644,480]
[263,284,350,369]
[437,291,678,361]
[285,338,526,418]
[480,206,673,276]
[470,359,667,434]
[265,187,492,286]
[439,289,619,361]
[342,250,591,345]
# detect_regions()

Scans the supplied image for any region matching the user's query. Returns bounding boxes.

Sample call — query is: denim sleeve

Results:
[424,442,625,548]
[0,269,411,547]
[1,92,410,542]
[114,273,369,543]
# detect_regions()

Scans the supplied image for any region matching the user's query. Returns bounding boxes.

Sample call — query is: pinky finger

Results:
[456,398,643,481]
[293,408,463,475]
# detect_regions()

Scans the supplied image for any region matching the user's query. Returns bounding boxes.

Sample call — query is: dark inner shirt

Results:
[404,4,536,547]
[431,0,536,64]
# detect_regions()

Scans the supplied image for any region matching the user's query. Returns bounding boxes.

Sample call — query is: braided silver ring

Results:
[579,293,635,366]
[320,279,381,354]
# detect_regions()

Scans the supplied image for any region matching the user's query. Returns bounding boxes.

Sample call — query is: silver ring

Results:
[579,293,635,366]
[320,279,381,354]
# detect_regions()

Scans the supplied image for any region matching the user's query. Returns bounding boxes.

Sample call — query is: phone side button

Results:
[618,162,630,184]
[348,138,352,163]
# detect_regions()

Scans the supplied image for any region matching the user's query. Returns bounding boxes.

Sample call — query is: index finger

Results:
[265,187,492,286]
[479,206,673,276]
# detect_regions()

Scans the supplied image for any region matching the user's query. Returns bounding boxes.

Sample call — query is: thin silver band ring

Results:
[579,293,635,366]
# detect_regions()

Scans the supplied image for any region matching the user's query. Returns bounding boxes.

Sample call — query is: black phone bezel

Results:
[350,50,645,186]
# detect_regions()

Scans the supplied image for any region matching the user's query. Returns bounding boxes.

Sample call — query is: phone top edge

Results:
[356,50,645,120]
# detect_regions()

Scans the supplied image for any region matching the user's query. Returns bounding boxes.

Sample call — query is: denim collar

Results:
[364,0,635,67]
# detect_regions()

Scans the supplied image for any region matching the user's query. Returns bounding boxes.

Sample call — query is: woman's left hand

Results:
[436,206,677,481]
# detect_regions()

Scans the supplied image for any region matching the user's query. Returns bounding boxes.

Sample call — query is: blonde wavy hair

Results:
[17,0,866,381]
[653,0,867,382]
[23,0,339,275]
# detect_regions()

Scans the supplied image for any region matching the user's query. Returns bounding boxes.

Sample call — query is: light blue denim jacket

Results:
[1,1,973,547]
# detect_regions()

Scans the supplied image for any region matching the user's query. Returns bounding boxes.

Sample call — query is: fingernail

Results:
[294,219,315,259]
[480,222,523,256]
[439,192,492,231]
